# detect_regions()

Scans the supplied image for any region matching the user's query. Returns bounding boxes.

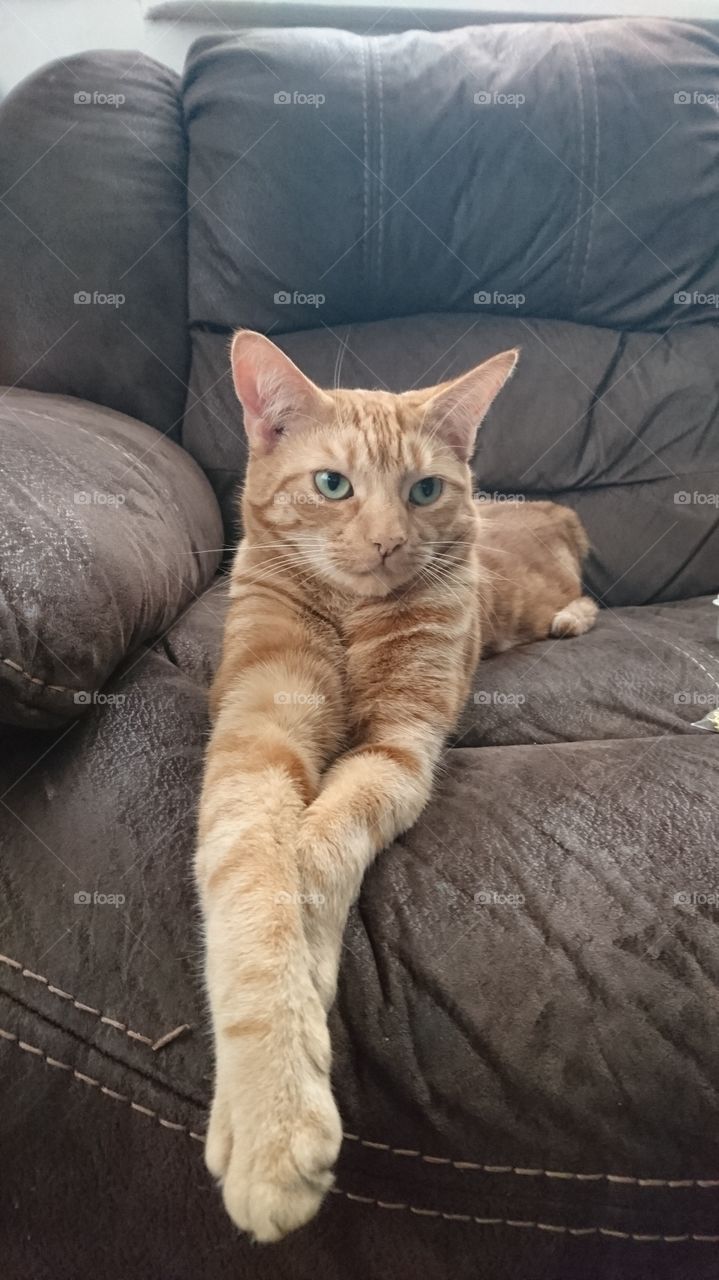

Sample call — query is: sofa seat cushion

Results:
[456,592,719,746]
[163,577,719,748]
[0,389,223,729]
[1,611,718,1254]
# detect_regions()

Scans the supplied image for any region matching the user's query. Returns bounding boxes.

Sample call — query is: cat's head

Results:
[231,331,517,598]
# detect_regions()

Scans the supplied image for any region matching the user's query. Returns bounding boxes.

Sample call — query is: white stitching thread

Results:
[3,947,715,1189]
[359,40,370,283]
[659,637,719,692]
[3,1028,718,1242]
[576,24,600,299]
[1,656,75,695]
[0,1026,204,1142]
[1,952,157,1048]
[373,40,385,289]
[342,1133,719,1189]
[331,1188,719,1243]
[565,25,587,298]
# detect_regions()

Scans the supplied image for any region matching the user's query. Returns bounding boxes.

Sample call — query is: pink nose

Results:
[374,536,405,560]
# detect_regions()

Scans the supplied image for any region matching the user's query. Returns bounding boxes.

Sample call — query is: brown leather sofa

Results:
[1,17,718,1280]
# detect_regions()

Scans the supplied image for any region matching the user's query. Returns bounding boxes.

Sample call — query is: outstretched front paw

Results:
[206,986,342,1243]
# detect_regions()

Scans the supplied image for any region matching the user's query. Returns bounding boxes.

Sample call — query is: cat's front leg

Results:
[197,637,345,1242]
[198,777,343,1242]
[199,813,342,1243]
[297,728,445,1010]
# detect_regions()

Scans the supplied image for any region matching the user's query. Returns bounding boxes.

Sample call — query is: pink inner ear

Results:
[425,348,519,460]
[443,417,474,459]
[232,364,265,422]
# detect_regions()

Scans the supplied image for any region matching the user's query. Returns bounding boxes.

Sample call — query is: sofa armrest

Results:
[0,390,224,729]
[0,51,189,436]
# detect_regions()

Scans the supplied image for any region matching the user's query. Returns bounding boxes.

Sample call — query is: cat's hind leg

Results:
[550,595,598,637]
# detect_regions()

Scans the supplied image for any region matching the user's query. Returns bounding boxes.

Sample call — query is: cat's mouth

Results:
[329,553,420,598]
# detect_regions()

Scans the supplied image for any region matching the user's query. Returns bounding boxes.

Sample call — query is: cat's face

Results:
[231,332,517,599]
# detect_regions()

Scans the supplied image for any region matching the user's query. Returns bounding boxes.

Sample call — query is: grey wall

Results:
[1,0,715,100]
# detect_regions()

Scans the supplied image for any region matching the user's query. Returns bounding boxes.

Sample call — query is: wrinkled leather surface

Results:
[0,390,223,728]
[2,587,719,1279]
[3,17,719,1280]
[0,53,189,436]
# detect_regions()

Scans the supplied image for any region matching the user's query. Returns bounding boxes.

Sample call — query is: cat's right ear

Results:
[230,330,332,454]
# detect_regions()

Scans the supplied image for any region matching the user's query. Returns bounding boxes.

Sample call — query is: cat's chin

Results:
[326,564,415,599]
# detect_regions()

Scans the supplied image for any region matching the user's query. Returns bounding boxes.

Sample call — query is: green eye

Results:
[409,476,443,506]
[314,470,353,500]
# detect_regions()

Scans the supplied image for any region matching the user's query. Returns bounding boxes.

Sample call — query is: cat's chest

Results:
[339,593,478,683]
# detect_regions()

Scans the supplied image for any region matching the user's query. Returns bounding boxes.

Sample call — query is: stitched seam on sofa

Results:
[342,1133,719,1188]
[658,637,719,691]
[564,24,587,302]
[1,657,76,695]
[3,1025,719,1236]
[575,23,600,299]
[4,956,716,1189]
[2,961,716,1190]
[0,952,190,1052]
[331,1188,719,1243]
[0,983,204,1110]
[360,39,370,284]
[374,41,385,293]
[0,1025,204,1141]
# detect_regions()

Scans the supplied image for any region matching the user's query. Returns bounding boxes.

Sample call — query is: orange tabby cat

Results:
[195,332,597,1242]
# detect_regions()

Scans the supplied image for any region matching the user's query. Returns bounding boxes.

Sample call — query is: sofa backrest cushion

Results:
[181,19,719,604]
[183,19,719,334]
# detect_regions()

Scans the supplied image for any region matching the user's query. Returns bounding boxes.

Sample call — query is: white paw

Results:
[550,596,598,637]
[206,993,342,1242]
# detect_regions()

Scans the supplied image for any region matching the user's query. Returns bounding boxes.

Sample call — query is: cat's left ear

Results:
[420,348,519,461]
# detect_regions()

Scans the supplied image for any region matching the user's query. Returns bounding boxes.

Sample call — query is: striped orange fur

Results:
[196,332,597,1242]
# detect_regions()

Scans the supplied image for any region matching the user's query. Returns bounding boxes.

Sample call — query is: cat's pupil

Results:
[326,472,341,491]
[421,478,434,497]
